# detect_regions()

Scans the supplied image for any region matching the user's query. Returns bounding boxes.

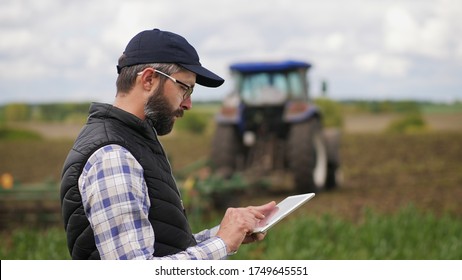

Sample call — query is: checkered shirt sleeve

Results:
[78,144,228,260]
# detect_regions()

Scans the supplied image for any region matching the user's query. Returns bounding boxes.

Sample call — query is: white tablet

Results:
[252,193,315,233]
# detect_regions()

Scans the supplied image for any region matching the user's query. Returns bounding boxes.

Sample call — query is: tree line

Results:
[0,102,91,123]
[0,100,460,124]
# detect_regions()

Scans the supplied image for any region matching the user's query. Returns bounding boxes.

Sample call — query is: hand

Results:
[216,201,276,254]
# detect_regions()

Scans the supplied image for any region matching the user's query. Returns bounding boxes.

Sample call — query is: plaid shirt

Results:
[78,144,228,260]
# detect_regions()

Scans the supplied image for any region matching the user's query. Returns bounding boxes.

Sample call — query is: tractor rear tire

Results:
[210,124,240,177]
[288,118,328,193]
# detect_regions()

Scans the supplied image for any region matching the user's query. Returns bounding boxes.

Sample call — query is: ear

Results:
[138,68,158,92]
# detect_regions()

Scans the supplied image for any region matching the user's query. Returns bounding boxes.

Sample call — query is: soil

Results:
[239,132,462,222]
[2,114,461,226]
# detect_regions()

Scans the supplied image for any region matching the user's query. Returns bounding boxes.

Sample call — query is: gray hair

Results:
[116,55,183,94]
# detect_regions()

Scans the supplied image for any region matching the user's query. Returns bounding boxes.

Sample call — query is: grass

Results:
[0,126,42,140]
[0,227,70,260]
[232,205,462,260]
[1,206,460,260]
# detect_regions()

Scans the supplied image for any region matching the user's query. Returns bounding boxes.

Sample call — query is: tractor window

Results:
[288,71,306,100]
[240,73,288,104]
[237,70,307,104]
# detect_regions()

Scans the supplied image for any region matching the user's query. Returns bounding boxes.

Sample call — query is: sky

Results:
[1,0,461,105]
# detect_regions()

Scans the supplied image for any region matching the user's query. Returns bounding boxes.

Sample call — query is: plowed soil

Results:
[242,133,462,222]
[2,115,462,224]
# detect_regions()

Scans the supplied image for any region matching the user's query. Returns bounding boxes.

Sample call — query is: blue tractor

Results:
[210,60,340,193]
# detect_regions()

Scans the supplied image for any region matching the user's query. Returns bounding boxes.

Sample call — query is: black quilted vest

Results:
[60,102,196,259]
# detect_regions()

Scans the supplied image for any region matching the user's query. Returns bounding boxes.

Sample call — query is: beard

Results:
[144,87,184,136]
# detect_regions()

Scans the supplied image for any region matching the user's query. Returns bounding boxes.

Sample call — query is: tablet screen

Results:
[253,193,315,233]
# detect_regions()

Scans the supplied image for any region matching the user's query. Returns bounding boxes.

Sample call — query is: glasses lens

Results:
[155,69,193,100]
[184,87,193,99]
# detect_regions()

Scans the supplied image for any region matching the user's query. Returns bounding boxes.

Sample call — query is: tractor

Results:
[210,60,340,193]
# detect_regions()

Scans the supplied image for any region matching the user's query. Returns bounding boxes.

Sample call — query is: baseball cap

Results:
[117,28,224,88]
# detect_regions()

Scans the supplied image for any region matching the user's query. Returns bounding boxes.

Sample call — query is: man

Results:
[60,28,275,260]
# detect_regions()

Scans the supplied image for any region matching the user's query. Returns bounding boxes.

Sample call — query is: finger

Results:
[231,208,261,233]
[247,207,266,219]
[249,201,277,215]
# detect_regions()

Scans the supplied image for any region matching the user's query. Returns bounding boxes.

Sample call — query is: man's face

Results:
[144,71,194,135]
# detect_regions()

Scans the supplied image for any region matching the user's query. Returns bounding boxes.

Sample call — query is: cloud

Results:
[0,0,461,104]
[353,52,411,78]
[384,5,449,59]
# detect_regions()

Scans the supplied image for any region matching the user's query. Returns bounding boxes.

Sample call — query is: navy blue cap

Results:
[117,29,224,88]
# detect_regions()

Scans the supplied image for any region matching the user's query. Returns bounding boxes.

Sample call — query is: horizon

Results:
[1,96,461,107]
[1,0,461,104]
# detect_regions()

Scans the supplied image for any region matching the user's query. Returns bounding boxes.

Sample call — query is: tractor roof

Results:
[230,60,311,73]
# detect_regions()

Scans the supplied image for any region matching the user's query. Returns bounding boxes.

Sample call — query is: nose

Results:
[181,96,192,110]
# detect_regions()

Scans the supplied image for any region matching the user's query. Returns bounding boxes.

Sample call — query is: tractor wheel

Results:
[210,124,240,177]
[323,128,341,190]
[288,118,328,193]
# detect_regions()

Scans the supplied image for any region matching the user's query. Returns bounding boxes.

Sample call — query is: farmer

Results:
[60,28,275,260]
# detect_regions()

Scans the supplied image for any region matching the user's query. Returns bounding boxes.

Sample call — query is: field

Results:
[0,106,461,259]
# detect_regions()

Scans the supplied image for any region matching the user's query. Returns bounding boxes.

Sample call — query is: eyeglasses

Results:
[154,69,194,100]
[137,69,194,100]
